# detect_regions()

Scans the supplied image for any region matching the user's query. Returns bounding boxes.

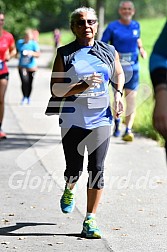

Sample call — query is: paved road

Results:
[0,45,167,252]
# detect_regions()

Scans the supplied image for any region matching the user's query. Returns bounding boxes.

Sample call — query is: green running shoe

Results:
[60,187,75,214]
[81,217,102,239]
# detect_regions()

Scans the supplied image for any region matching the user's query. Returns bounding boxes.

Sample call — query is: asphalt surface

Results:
[0,45,167,252]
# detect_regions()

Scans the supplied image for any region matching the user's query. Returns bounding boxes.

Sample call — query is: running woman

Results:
[16,28,40,105]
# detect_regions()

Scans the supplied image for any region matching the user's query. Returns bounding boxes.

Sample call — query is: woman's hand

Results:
[23,50,33,56]
[83,72,103,87]
[114,91,124,118]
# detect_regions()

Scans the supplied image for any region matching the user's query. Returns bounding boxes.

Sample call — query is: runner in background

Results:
[101,1,147,141]
[53,28,61,49]
[0,12,16,139]
[16,28,40,105]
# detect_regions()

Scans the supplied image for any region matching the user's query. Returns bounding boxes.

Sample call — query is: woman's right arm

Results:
[50,51,65,97]
[51,51,102,97]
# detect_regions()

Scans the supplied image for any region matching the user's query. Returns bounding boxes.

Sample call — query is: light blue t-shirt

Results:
[16,39,40,68]
[59,47,112,129]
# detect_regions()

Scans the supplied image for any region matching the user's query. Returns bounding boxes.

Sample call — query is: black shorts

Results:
[0,73,9,80]
[150,68,167,88]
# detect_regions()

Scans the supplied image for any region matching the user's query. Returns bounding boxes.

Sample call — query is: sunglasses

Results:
[75,19,97,26]
[0,19,4,21]
[121,7,133,10]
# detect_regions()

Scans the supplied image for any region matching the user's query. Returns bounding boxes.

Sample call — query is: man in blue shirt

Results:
[101,1,147,141]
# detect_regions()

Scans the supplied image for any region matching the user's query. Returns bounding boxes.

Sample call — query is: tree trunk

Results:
[96,0,105,40]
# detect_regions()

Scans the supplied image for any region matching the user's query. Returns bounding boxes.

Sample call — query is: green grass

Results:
[39,17,166,145]
[39,32,54,46]
[39,29,74,46]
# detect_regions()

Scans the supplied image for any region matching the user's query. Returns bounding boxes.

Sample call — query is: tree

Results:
[0,0,40,39]
[96,0,105,39]
[0,0,166,39]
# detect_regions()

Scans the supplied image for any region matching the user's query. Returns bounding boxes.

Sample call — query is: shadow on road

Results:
[0,222,56,236]
[0,222,82,238]
[0,133,61,151]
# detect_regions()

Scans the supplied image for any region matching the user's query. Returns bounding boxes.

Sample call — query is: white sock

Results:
[66,183,76,193]
[85,212,95,220]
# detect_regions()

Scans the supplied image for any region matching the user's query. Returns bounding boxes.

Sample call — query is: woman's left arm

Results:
[31,51,40,57]
[113,50,125,117]
[27,50,40,58]
[26,41,40,58]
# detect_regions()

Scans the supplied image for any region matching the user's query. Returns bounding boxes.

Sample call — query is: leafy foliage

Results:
[0,0,166,38]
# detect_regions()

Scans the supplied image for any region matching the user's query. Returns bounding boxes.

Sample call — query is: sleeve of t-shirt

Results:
[33,41,40,52]
[101,23,114,44]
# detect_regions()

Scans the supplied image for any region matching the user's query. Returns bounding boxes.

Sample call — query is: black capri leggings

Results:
[19,68,35,98]
[150,67,167,89]
[61,126,111,189]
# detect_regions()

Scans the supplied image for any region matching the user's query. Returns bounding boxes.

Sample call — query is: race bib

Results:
[75,95,109,109]
[0,60,4,70]
[75,73,105,97]
[21,56,31,65]
[119,53,138,65]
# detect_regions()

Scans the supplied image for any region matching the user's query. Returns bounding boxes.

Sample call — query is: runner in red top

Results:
[0,12,16,139]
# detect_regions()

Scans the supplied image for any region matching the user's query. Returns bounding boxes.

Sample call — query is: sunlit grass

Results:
[39,29,74,46]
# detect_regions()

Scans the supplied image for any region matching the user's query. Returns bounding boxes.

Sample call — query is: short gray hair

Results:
[119,1,135,9]
[70,7,98,26]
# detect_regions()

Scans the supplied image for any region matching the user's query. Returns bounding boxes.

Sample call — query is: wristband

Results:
[116,89,123,97]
